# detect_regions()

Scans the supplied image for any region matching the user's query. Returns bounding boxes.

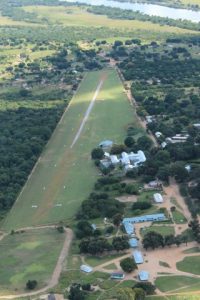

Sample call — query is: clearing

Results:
[2,68,142,230]
[0,228,65,294]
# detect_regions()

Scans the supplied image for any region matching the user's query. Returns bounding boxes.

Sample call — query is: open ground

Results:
[2,68,143,230]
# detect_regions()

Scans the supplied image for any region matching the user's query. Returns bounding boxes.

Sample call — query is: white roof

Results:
[153,193,163,203]
[124,164,134,171]
[80,265,93,273]
[155,132,162,137]
[110,155,119,164]
[133,250,143,264]
[161,142,167,148]
[139,271,149,281]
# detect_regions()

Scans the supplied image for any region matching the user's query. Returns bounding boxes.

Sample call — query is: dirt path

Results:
[0,227,73,299]
[70,77,105,148]
[164,178,191,221]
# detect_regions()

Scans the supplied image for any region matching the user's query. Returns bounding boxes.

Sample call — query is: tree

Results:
[137,136,152,150]
[26,280,38,290]
[120,257,137,273]
[69,283,86,300]
[124,136,135,148]
[134,282,156,295]
[142,231,164,250]
[112,236,129,251]
[76,220,93,238]
[170,162,189,182]
[91,148,104,159]
[113,213,123,227]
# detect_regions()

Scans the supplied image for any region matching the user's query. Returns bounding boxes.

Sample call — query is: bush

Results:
[26,280,38,290]
[125,184,139,195]
[120,257,137,273]
[91,148,104,159]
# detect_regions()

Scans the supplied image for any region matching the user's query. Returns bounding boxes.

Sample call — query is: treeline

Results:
[0,105,65,211]
[87,6,200,31]
[142,231,189,250]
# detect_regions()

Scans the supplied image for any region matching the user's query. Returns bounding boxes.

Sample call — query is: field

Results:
[2,68,142,230]
[141,225,175,237]
[0,228,65,294]
[23,5,198,37]
[155,275,200,293]
[172,210,187,224]
[176,256,200,275]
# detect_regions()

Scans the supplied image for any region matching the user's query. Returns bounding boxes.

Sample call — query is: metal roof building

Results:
[80,265,93,273]
[138,271,149,281]
[111,272,125,280]
[123,221,134,235]
[153,193,163,203]
[133,250,143,264]
[123,213,166,224]
[99,140,113,148]
[129,238,138,248]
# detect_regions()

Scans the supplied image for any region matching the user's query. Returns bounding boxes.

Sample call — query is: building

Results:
[110,155,120,165]
[111,272,125,280]
[80,265,93,273]
[138,271,149,281]
[48,294,56,300]
[129,238,138,248]
[123,221,134,235]
[91,224,97,230]
[99,140,113,149]
[155,131,162,138]
[153,193,163,203]
[133,250,143,264]
[123,213,166,225]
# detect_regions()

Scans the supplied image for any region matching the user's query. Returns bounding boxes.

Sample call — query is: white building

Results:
[153,193,163,203]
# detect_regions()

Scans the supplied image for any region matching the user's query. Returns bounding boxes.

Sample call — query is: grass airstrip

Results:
[3,68,143,230]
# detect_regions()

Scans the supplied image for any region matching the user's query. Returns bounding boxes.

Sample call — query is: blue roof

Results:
[139,271,149,281]
[133,250,143,264]
[91,224,97,230]
[129,238,138,248]
[123,222,134,235]
[111,272,125,279]
[123,213,166,224]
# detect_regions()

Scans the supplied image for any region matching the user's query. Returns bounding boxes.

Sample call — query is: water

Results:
[62,0,200,23]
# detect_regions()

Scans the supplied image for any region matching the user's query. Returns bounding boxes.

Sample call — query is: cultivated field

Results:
[0,228,65,294]
[23,5,198,36]
[2,68,142,230]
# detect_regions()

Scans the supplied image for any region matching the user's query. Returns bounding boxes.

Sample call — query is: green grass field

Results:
[0,228,65,294]
[155,275,200,293]
[141,225,175,237]
[172,210,187,224]
[23,5,198,36]
[176,256,200,275]
[2,69,143,230]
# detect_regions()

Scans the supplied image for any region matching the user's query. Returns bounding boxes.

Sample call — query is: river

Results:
[61,0,200,23]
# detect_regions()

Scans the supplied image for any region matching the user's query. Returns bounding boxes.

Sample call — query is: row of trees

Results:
[142,231,188,250]
[79,236,130,255]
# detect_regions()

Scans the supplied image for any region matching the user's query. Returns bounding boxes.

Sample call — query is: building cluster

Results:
[100,150,146,172]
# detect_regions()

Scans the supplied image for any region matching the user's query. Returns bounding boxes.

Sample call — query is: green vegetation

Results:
[177,256,200,275]
[183,246,200,254]
[0,228,65,293]
[172,210,187,224]
[3,68,138,230]
[159,261,170,268]
[141,225,175,237]
[155,275,200,292]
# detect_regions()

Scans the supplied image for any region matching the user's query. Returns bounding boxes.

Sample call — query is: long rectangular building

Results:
[123,213,166,225]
